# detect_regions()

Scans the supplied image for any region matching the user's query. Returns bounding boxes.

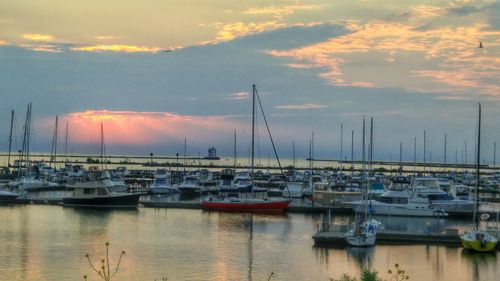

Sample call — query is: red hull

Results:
[202,199,291,212]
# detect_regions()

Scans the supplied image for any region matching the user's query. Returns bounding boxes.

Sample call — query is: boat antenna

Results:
[254,85,291,197]
[475,103,481,230]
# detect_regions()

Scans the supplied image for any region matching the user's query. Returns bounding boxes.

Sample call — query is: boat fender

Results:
[433,210,444,217]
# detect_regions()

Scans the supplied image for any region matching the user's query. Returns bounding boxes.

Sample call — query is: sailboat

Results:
[8,104,58,191]
[344,117,377,247]
[460,104,497,252]
[202,85,291,212]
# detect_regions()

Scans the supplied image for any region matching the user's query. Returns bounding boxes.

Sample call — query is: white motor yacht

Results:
[344,177,447,217]
[63,169,142,208]
[149,169,177,194]
[178,175,204,194]
[409,178,475,215]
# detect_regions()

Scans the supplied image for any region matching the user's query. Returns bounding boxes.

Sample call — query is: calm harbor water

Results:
[0,205,498,281]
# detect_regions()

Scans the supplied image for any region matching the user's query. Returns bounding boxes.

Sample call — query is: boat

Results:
[345,117,377,247]
[62,123,143,208]
[178,175,204,194]
[408,177,475,215]
[62,169,142,208]
[0,189,20,204]
[344,176,448,217]
[345,207,377,247]
[201,85,291,212]
[149,169,177,194]
[460,103,498,252]
[202,196,291,212]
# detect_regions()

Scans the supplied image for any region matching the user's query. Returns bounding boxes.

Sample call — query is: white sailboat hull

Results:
[345,231,376,247]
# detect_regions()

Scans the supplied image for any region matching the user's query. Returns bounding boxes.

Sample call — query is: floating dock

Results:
[312,226,500,251]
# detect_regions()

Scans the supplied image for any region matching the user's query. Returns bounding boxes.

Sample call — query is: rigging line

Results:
[254,87,291,197]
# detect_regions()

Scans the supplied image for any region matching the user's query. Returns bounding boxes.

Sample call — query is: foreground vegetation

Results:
[83,243,409,281]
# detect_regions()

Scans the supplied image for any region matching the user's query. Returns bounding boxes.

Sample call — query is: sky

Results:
[0,0,499,163]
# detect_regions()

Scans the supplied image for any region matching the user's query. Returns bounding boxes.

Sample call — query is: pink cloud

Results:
[41,110,242,146]
[228,92,249,100]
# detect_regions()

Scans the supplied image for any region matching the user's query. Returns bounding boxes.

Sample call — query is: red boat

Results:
[202,197,291,212]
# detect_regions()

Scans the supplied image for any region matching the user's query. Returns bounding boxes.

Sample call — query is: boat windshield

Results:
[184,178,198,185]
[412,179,440,189]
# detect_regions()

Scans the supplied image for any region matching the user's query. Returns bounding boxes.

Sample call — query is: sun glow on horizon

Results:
[52,110,241,146]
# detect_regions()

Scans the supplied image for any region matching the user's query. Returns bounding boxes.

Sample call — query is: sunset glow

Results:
[1,0,499,156]
[55,110,241,145]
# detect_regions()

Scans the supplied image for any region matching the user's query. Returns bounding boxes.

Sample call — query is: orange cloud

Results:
[23,33,54,41]
[21,44,62,53]
[71,44,161,53]
[54,110,241,145]
[268,19,500,95]
[96,35,115,40]
[411,5,443,18]
[243,4,322,18]
[275,103,326,110]
[215,21,286,41]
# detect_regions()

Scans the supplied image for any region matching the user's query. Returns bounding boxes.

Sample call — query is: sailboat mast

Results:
[18,105,29,178]
[7,110,14,168]
[55,115,58,164]
[100,123,104,170]
[423,130,426,175]
[351,130,354,176]
[50,115,58,167]
[65,122,68,163]
[399,142,403,175]
[26,103,32,174]
[340,123,343,176]
[251,84,256,186]
[444,133,447,164]
[362,117,366,200]
[475,103,481,229]
[234,130,237,169]
[370,117,373,175]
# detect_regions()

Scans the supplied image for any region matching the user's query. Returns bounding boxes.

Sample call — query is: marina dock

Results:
[312,227,500,251]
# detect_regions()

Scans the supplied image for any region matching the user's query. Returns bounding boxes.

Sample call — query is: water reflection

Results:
[0,206,498,280]
[461,250,497,281]
[345,247,374,268]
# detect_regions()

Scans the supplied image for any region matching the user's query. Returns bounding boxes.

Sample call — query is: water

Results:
[0,205,498,281]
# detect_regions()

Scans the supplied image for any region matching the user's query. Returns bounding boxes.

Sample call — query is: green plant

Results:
[330,265,408,281]
[360,269,381,281]
[83,242,125,281]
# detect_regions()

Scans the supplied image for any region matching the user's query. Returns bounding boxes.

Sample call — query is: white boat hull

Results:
[345,232,376,247]
[346,201,446,217]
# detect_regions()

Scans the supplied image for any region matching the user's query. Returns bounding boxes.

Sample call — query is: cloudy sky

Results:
[0,0,499,163]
